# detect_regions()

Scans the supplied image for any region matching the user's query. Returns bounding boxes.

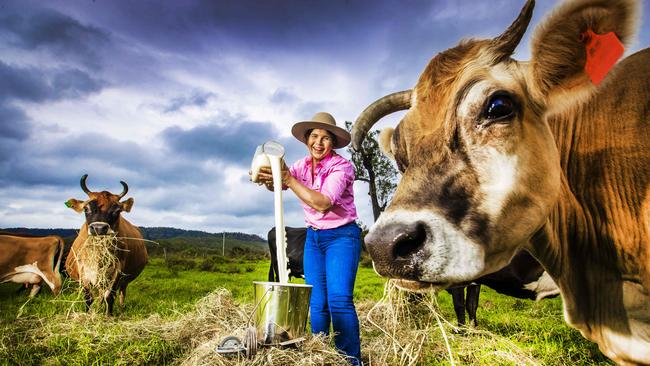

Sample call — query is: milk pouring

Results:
[251,141,289,283]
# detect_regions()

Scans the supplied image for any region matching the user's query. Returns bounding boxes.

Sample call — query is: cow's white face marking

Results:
[473,147,519,219]
[458,80,491,119]
[455,69,523,220]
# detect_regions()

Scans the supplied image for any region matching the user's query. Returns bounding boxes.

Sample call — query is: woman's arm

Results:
[257,166,332,213]
[285,174,332,212]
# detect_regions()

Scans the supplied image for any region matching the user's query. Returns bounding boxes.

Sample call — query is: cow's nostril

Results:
[392,222,427,260]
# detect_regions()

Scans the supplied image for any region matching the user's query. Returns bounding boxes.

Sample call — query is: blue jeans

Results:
[304,222,362,365]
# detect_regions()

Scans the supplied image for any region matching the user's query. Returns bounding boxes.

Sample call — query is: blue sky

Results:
[1,0,648,236]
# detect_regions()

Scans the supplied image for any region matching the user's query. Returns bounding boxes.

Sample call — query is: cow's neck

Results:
[528,82,650,364]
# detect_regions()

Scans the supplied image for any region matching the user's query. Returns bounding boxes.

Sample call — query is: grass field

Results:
[0,257,612,365]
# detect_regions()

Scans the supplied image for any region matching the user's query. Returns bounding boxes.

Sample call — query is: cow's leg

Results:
[268,262,276,282]
[105,275,123,316]
[28,284,42,298]
[447,287,466,326]
[105,286,118,316]
[119,283,127,308]
[465,284,480,328]
[83,286,94,310]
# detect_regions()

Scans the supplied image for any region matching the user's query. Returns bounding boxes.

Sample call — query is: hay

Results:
[358,280,541,366]
[68,234,123,312]
[174,290,349,365]
[7,283,545,365]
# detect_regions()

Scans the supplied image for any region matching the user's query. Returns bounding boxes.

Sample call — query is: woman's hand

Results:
[257,164,291,191]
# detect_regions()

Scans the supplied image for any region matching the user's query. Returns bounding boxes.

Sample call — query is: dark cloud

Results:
[0,103,31,141]
[162,119,279,165]
[0,61,105,102]
[163,90,217,113]
[0,7,111,69]
[52,69,106,98]
[0,61,50,102]
[0,131,225,192]
[189,0,425,54]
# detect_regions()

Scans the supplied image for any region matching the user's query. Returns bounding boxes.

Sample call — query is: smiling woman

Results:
[255,112,362,365]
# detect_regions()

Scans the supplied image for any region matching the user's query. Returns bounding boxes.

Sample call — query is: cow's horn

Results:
[352,90,412,150]
[491,0,534,59]
[80,174,91,194]
[118,181,128,199]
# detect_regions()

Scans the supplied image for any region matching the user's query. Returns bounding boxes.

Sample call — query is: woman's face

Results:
[307,128,334,162]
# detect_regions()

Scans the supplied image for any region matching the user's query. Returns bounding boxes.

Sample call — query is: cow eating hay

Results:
[66,174,148,315]
[352,0,650,364]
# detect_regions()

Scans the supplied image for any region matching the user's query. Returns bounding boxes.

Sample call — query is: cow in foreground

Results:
[65,175,148,315]
[0,232,64,297]
[351,0,649,364]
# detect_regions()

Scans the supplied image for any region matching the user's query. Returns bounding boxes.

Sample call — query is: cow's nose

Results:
[365,221,427,276]
[88,222,110,236]
[391,222,427,260]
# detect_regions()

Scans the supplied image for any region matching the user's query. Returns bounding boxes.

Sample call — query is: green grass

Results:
[0,257,612,365]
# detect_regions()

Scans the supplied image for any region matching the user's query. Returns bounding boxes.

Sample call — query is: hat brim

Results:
[291,121,351,149]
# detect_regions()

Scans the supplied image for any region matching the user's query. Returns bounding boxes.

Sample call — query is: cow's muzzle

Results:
[88,222,111,236]
[365,221,428,280]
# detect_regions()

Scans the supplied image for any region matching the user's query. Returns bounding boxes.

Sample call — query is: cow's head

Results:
[66,175,134,236]
[352,0,637,291]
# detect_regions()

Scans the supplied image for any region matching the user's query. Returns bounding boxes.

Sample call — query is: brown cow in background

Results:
[0,231,64,297]
[65,174,147,315]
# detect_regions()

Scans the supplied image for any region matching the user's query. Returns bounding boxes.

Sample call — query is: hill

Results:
[0,227,268,256]
[1,227,265,243]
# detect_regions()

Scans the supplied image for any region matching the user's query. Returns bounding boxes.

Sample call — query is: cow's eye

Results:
[110,205,122,215]
[484,94,515,121]
[83,205,91,214]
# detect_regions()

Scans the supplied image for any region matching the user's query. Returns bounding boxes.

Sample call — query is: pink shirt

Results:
[289,151,358,230]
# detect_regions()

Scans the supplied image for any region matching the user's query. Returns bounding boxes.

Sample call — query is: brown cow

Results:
[65,174,147,315]
[351,0,649,364]
[0,231,64,297]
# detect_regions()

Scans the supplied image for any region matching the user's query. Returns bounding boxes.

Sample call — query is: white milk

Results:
[251,141,289,283]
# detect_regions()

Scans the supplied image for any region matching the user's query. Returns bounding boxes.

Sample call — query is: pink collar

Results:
[303,151,337,168]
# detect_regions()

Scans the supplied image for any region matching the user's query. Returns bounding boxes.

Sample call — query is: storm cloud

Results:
[1,0,648,235]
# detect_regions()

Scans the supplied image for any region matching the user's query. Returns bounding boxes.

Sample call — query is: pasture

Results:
[0,253,612,365]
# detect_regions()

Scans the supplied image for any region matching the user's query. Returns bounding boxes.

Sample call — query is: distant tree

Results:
[345,121,398,221]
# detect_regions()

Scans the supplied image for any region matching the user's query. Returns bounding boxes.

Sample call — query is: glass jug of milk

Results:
[250,140,290,283]
[250,141,285,183]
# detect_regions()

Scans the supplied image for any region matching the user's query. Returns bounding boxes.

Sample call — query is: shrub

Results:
[165,256,196,271]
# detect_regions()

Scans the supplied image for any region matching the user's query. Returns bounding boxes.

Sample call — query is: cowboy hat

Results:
[291,112,351,149]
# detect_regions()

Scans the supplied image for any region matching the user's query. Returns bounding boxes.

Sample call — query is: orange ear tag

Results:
[581,29,624,86]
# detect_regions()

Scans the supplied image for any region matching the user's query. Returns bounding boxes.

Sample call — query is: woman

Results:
[257,112,362,365]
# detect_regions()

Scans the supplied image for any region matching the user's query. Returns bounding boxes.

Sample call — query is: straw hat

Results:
[291,112,351,149]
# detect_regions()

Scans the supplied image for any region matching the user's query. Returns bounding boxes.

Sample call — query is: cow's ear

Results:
[528,0,638,112]
[65,199,85,213]
[379,128,395,160]
[120,197,134,213]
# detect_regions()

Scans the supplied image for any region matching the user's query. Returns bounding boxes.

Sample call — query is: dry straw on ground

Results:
[9,283,544,365]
